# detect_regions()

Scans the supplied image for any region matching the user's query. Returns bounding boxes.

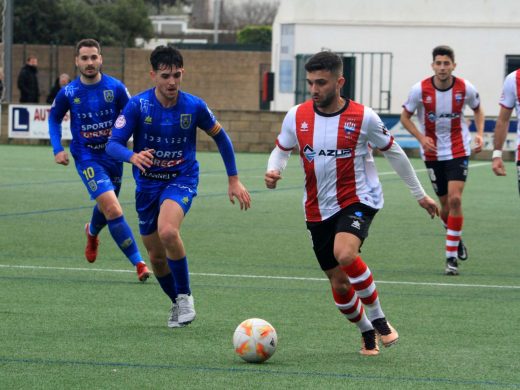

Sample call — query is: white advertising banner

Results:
[8,104,72,140]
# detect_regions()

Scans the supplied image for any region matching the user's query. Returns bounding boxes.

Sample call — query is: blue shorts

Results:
[75,159,123,200]
[135,181,197,235]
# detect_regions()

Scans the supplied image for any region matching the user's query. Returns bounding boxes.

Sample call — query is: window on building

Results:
[294,51,393,113]
[505,55,520,75]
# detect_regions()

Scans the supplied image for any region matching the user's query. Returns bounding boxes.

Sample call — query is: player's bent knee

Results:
[158,227,182,247]
[335,250,358,266]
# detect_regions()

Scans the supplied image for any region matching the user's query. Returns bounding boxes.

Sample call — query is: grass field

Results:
[1,144,519,389]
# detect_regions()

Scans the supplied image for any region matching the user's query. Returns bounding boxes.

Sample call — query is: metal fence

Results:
[295,51,393,113]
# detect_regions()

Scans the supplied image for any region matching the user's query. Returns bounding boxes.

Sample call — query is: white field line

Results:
[0,263,518,290]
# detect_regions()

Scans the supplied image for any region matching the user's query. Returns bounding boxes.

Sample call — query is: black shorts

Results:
[425,157,469,197]
[306,203,377,271]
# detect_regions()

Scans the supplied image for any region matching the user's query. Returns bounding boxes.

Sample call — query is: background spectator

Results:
[17,55,40,103]
[46,73,72,104]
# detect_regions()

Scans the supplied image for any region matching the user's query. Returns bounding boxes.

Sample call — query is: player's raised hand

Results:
[130,149,155,172]
[265,170,282,189]
[228,176,251,210]
[418,195,439,219]
[54,150,70,166]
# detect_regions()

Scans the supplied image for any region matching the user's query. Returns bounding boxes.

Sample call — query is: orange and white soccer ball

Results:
[233,318,278,363]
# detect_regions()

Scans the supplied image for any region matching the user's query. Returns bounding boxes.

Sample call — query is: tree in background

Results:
[14,0,153,47]
[221,0,278,30]
[237,25,271,47]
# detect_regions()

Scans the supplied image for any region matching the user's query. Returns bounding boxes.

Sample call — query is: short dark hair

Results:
[304,51,343,75]
[150,46,184,71]
[75,39,101,56]
[432,45,455,62]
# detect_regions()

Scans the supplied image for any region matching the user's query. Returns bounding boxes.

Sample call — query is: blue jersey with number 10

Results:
[108,89,220,191]
[49,73,130,162]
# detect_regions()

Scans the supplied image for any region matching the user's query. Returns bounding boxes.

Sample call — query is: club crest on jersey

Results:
[344,121,356,133]
[88,179,97,192]
[303,145,316,162]
[140,99,151,113]
[424,96,432,104]
[180,114,192,129]
[455,92,463,103]
[300,121,309,132]
[64,85,75,97]
[114,115,126,129]
[103,90,114,103]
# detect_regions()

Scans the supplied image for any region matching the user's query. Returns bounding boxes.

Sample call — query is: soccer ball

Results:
[233,318,278,363]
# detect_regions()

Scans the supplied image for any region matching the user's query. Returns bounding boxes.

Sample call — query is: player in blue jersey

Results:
[106,46,251,327]
[49,38,151,282]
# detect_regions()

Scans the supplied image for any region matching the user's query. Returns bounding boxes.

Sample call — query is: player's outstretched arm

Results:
[472,106,485,153]
[228,175,251,210]
[492,106,513,176]
[265,145,291,189]
[382,141,438,219]
[400,109,437,154]
[129,149,155,173]
[417,195,439,219]
[54,150,69,166]
[265,170,282,189]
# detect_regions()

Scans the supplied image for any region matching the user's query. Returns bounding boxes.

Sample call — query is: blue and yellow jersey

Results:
[49,74,130,161]
[108,89,220,191]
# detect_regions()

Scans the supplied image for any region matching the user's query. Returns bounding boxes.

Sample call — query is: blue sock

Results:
[168,257,191,295]
[89,205,107,236]
[156,273,177,303]
[107,215,143,266]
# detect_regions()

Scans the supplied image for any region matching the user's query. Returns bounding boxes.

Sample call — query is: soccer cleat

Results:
[136,262,151,282]
[176,294,196,325]
[360,329,379,356]
[445,257,459,276]
[167,302,185,328]
[84,223,99,263]
[372,318,399,348]
[457,239,468,261]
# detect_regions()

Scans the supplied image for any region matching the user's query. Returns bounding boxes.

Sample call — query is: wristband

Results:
[492,150,503,159]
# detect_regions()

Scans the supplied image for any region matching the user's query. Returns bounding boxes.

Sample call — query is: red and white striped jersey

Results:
[275,99,393,222]
[498,69,520,160]
[403,76,480,161]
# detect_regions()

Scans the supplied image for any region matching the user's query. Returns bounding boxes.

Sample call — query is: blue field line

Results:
[1,264,519,290]
[0,161,490,218]
[0,186,301,218]
[0,356,518,388]
[0,166,265,188]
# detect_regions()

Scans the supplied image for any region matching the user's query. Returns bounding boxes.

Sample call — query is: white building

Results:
[271,0,520,116]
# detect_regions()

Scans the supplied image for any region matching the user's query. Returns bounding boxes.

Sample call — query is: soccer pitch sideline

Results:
[0,145,519,389]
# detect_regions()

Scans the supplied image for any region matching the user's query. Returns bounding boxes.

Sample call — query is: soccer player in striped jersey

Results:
[107,46,251,328]
[492,68,520,193]
[49,39,150,282]
[265,51,438,356]
[400,45,485,276]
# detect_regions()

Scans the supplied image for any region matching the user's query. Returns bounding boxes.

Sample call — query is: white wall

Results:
[271,0,520,116]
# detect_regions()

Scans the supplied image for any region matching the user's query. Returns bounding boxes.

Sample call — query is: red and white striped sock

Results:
[446,215,463,259]
[341,256,384,321]
[332,286,373,333]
